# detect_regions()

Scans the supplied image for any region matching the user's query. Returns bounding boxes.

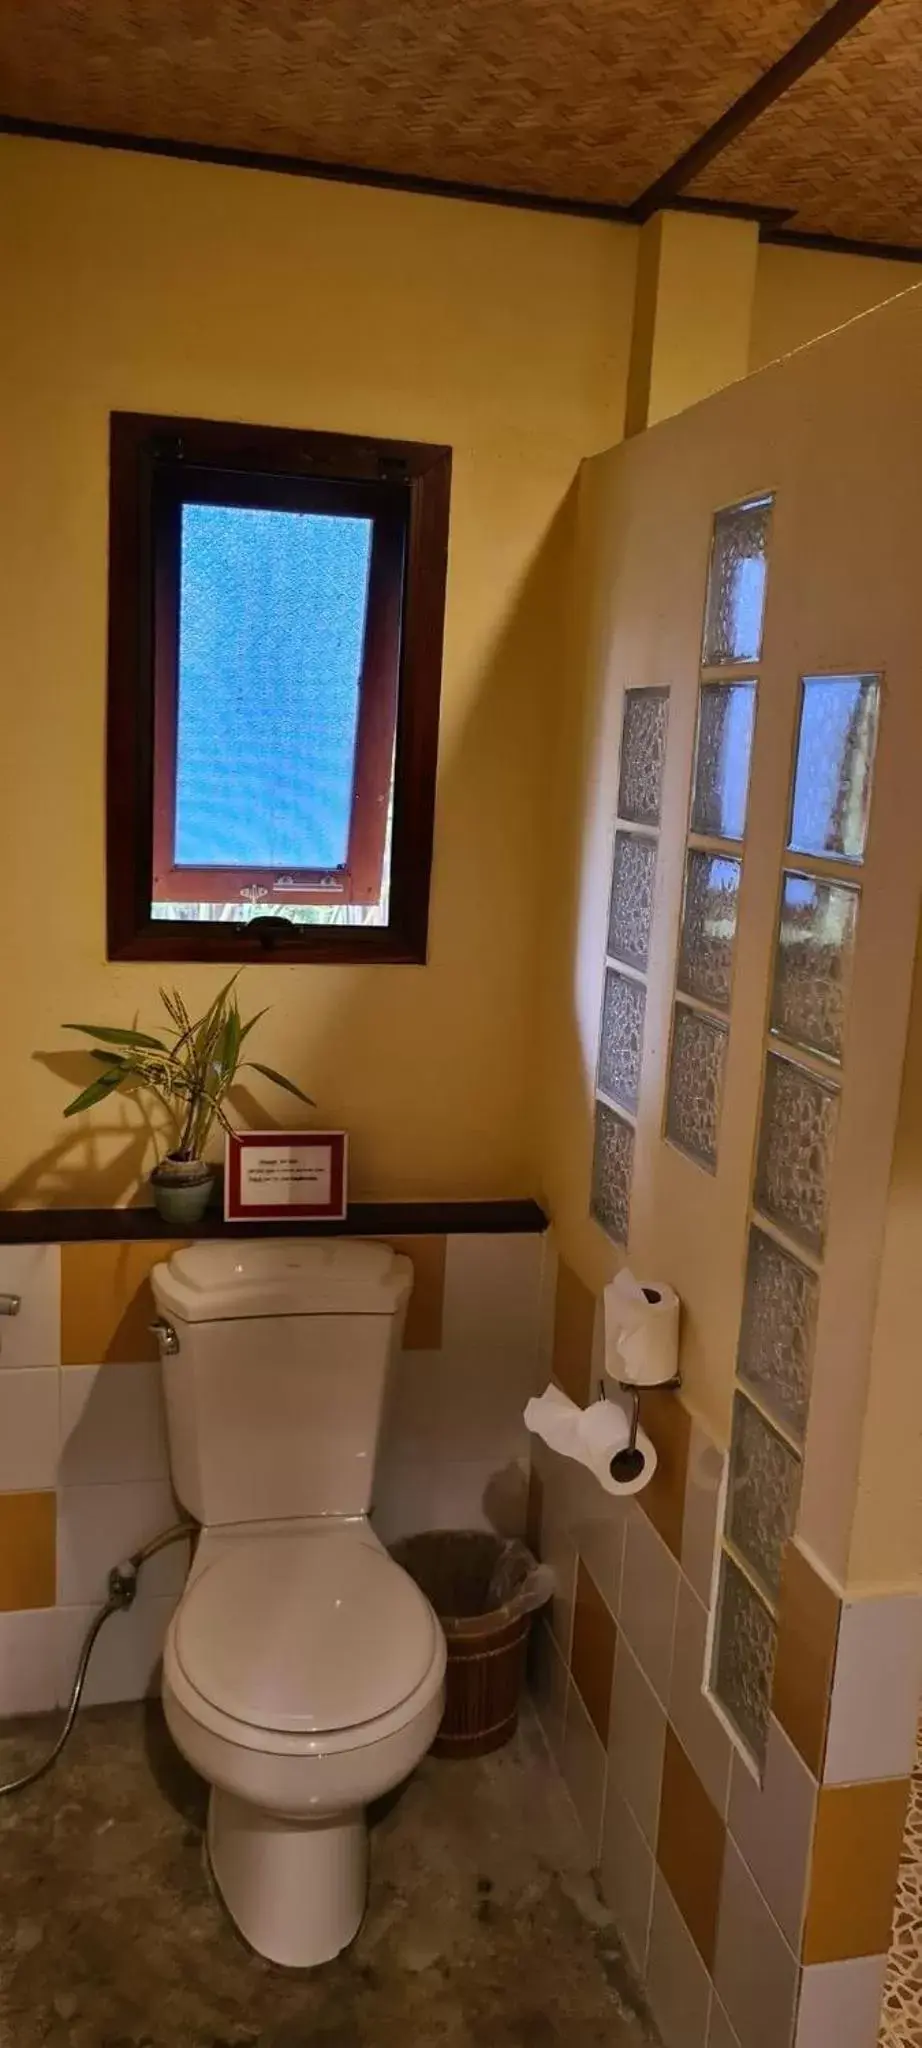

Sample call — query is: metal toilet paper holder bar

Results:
[600,1374,682,1485]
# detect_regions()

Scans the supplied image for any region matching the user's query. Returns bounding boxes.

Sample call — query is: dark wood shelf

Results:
[0,1199,547,1244]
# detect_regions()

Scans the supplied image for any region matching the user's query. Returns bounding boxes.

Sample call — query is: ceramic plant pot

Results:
[150,1155,215,1227]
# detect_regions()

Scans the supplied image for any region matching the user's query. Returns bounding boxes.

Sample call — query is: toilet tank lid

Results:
[151,1239,413,1322]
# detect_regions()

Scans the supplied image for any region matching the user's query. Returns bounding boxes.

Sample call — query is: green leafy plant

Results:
[60,977,313,1162]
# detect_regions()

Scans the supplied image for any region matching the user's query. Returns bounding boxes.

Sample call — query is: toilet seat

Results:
[165,1526,444,1756]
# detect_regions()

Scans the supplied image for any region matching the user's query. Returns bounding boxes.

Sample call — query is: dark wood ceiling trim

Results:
[0,112,636,223]
[4,111,918,264]
[665,195,794,228]
[629,0,886,221]
[761,224,922,265]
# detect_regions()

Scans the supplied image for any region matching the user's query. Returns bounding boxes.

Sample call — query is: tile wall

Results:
[529,1256,922,2048]
[0,1228,550,1720]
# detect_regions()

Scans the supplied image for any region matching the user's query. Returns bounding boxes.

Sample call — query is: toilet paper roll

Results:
[524,1385,657,1498]
[603,1268,680,1389]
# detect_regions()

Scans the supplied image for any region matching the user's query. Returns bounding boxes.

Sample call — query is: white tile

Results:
[0,1608,62,1715]
[714,1840,800,2048]
[0,1247,60,1369]
[670,1574,733,1816]
[728,1716,816,1949]
[371,1455,527,1547]
[824,1593,922,1784]
[541,1515,578,1661]
[441,1234,545,1360]
[529,1619,569,1767]
[57,1594,180,1707]
[0,1368,60,1491]
[607,1634,667,1848]
[599,1776,655,1975]
[59,1360,169,1485]
[56,1480,186,1605]
[384,1340,536,1464]
[562,1677,607,1864]
[619,1508,679,1707]
[536,1232,559,1378]
[709,1999,743,2048]
[646,1875,712,2048]
[570,1484,628,1620]
[794,1956,888,2048]
[682,1423,724,1607]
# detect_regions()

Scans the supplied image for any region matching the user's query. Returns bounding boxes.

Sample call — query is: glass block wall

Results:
[590,689,670,1244]
[711,669,881,1770]
[664,498,769,1178]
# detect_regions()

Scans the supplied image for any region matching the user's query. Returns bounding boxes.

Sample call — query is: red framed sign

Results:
[224,1131,348,1223]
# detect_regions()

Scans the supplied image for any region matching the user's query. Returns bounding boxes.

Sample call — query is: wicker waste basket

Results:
[391,1530,552,1758]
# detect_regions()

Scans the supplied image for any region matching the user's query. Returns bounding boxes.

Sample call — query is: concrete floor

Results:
[0,1702,656,2048]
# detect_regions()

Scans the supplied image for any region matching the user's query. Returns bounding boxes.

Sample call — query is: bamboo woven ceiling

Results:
[1,0,920,250]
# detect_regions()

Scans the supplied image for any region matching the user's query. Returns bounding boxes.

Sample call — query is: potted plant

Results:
[60,978,314,1225]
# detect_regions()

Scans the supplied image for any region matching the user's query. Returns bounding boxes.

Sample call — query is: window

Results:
[106,413,451,962]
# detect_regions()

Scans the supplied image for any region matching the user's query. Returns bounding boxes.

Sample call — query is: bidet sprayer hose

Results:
[0,1519,195,1798]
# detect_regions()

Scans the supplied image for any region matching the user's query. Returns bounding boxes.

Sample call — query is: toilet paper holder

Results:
[600,1374,681,1485]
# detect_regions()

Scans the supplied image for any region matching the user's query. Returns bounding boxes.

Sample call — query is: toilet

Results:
[150,1239,447,1969]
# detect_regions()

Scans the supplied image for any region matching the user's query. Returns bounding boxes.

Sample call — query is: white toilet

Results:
[150,1239,447,1969]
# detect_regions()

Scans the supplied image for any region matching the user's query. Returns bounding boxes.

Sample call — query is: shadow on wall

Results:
[5,486,580,1211]
[536,461,620,1276]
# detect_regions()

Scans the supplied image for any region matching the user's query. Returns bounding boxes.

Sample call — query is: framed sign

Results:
[224,1131,348,1223]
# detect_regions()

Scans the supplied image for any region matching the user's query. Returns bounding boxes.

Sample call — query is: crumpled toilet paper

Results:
[524,1384,657,1497]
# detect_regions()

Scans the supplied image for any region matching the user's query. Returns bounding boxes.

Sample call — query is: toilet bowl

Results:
[150,1239,447,1968]
[162,1518,446,1966]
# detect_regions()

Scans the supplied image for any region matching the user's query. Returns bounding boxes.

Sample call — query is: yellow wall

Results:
[0,135,635,1206]
[626,212,759,433]
[848,907,922,1594]
[751,242,922,369]
[538,284,922,1597]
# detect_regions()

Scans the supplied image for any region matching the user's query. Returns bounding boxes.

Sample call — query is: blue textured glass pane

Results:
[788,674,880,863]
[690,683,757,843]
[702,496,772,666]
[174,503,373,871]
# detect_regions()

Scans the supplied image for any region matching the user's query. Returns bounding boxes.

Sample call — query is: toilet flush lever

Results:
[149,1317,180,1355]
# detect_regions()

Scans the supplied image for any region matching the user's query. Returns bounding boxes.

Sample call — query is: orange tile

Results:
[773,1542,841,1777]
[60,1240,188,1365]
[639,1390,692,1562]
[526,1464,544,1557]
[803,1778,911,1965]
[0,1492,56,1611]
[570,1559,617,1743]
[552,1262,596,1406]
[379,1236,446,1350]
[657,1726,726,1970]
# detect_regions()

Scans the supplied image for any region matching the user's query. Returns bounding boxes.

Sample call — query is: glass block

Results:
[175,502,373,870]
[677,850,741,1012]
[617,688,670,828]
[789,674,880,864]
[737,1226,819,1444]
[754,1052,839,1256]
[770,871,859,1064]
[690,683,757,842]
[712,1553,776,1768]
[598,970,646,1115]
[608,830,657,972]
[665,1003,727,1172]
[727,1393,802,1603]
[702,495,772,666]
[590,1102,634,1245]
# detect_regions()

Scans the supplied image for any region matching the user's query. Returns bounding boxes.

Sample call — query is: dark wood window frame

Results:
[107,412,451,964]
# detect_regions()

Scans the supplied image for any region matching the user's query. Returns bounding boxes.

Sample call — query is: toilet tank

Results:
[150,1240,413,1527]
